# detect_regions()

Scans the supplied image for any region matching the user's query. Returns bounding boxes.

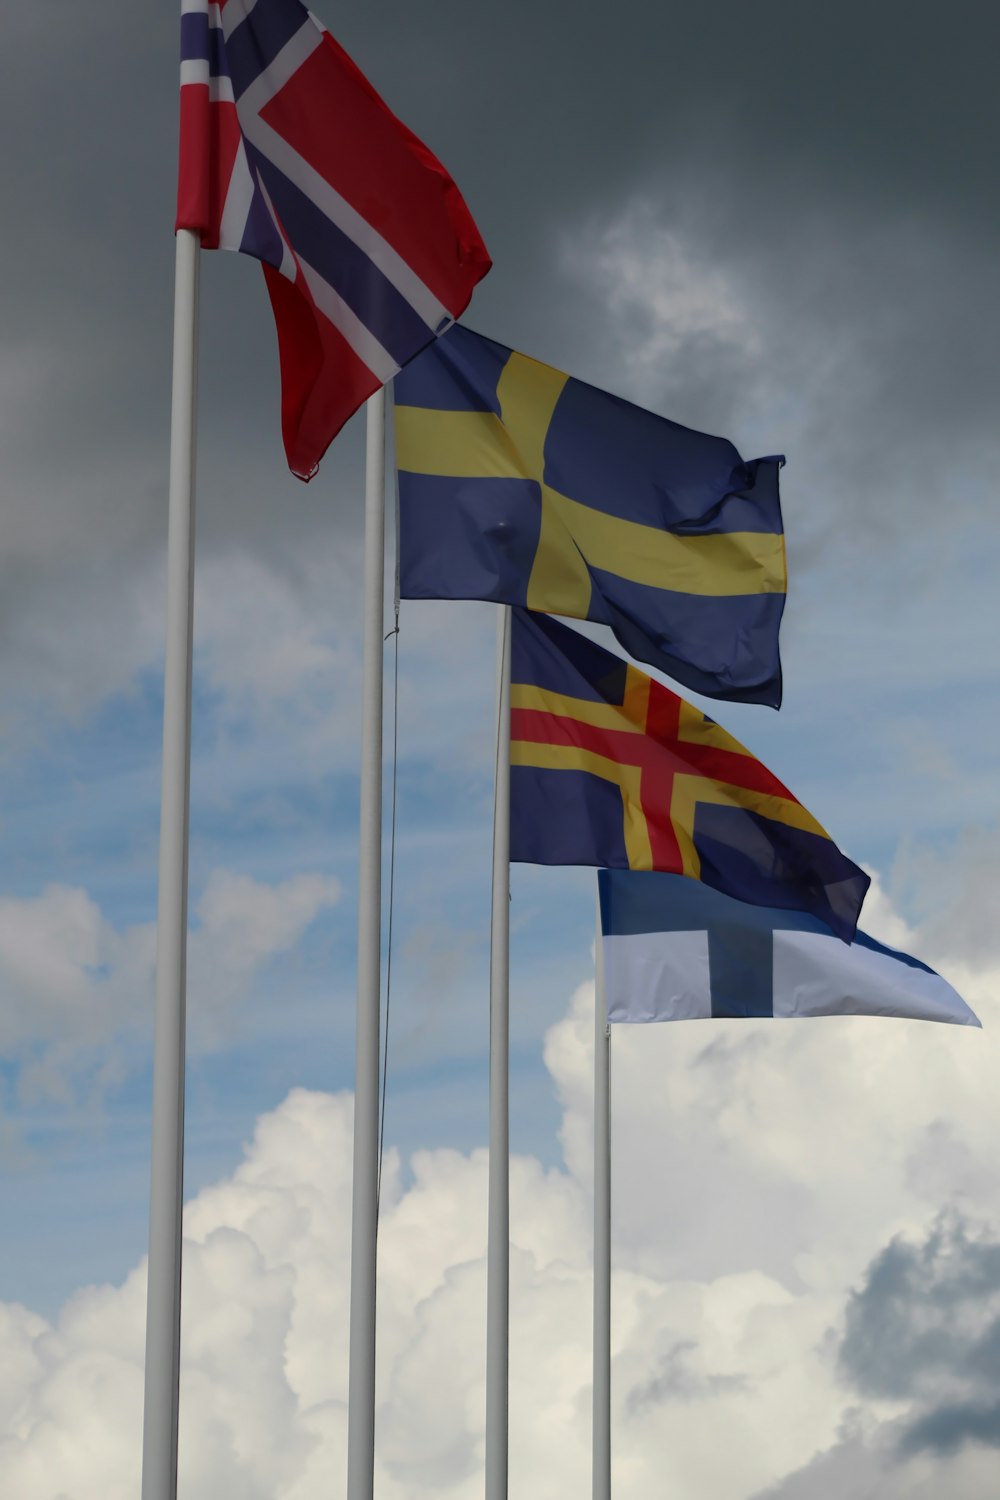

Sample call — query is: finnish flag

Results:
[599,870,979,1027]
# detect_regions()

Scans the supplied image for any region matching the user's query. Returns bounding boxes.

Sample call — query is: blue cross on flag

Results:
[598,870,979,1027]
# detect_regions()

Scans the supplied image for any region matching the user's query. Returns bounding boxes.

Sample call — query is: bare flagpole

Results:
[140,225,201,1500]
[593,887,612,1500]
[347,385,388,1500]
[486,603,512,1500]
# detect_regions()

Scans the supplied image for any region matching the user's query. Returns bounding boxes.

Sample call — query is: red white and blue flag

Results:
[177,0,492,480]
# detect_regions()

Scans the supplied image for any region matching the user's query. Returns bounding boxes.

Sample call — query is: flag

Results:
[394,324,786,705]
[510,609,869,942]
[177,0,491,480]
[599,870,980,1026]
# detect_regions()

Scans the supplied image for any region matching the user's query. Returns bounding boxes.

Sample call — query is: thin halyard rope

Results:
[490,612,511,1041]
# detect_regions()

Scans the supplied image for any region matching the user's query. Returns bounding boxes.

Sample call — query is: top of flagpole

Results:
[174,0,490,479]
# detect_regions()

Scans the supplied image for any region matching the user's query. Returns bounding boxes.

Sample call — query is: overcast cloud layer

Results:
[1,0,998,1495]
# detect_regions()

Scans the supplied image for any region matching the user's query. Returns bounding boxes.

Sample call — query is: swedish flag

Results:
[394,325,787,706]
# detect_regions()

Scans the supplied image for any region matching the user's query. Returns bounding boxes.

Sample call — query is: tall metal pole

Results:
[140,225,201,1500]
[593,889,612,1500]
[486,603,512,1500]
[347,386,387,1500]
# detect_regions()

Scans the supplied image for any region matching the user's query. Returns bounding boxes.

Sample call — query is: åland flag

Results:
[177,0,491,479]
[395,324,786,706]
[599,870,980,1026]
[510,609,869,943]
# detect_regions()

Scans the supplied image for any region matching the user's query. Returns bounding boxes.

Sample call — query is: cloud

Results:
[896,824,1000,973]
[0,1085,842,1500]
[751,1418,1000,1500]
[1,4,997,1493]
[841,1213,1000,1448]
[0,870,340,1114]
[195,556,343,709]
[624,1337,747,1413]
[188,870,341,1043]
[3,857,1000,1499]
[902,1400,1000,1457]
[0,530,370,758]
[560,202,763,392]
[557,194,998,570]
[2,0,997,755]
[753,1212,1000,1497]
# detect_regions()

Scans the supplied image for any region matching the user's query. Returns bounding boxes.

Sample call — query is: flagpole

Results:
[140,225,200,1500]
[486,602,512,1500]
[593,887,611,1500]
[347,385,387,1500]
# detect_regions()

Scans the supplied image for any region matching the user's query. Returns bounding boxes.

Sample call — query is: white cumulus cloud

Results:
[0,870,340,1114]
[2,869,998,1497]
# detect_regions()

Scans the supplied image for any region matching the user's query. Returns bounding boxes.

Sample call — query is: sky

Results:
[1,1,999,1495]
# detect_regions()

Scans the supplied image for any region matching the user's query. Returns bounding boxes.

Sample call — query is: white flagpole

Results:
[593,887,612,1500]
[486,603,512,1500]
[140,225,201,1500]
[347,386,387,1500]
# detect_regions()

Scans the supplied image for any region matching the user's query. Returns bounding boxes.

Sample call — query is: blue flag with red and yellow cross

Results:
[393,324,787,707]
[510,609,870,943]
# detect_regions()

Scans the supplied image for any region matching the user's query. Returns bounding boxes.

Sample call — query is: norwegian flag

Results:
[177,0,491,480]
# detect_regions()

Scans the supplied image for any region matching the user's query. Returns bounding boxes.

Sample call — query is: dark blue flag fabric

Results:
[394,324,786,706]
[178,0,490,481]
[510,609,869,943]
[599,870,980,1027]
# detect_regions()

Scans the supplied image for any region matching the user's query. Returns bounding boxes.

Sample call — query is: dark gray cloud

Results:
[334,0,998,243]
[840,1212,1000,1407]
[751,1417,995,1500]
[624,1338,746,1416]
[330,0,1000,536]
[1,2,997,742]
[901,1399,1000,1457]
[753,1212,1000,1496]
[6,0,996,511]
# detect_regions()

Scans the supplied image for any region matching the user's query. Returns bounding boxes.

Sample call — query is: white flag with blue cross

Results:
[599,870,979,1027]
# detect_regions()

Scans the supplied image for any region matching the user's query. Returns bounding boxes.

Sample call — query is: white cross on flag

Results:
[177,0,491,479]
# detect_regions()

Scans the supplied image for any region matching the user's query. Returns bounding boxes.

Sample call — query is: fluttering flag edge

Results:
[598,869,981,1027]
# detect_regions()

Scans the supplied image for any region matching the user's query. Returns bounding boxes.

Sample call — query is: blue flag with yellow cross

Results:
[393,324,787,706]
[510,608,869,944]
